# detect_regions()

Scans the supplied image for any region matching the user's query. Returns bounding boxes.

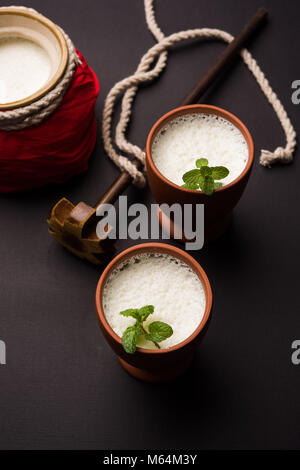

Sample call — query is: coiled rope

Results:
[102,0,296,188]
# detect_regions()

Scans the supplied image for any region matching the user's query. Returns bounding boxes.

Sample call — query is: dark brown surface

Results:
[0,0,300,450]
[180,7,268,106]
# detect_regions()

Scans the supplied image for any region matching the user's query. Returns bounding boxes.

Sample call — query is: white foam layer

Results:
[0,37,51,104]
[102,252,206,349]
[152,113,249,187]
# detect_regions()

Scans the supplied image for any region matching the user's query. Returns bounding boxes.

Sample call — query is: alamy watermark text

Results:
[0,340,6,365]
[96,196,204,250]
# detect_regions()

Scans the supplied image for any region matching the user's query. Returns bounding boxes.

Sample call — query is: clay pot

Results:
[0,7,68,109]
[95,243,213,382]
[146,104,254,242]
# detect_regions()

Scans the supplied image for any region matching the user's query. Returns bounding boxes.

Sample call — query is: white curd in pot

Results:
[0,37,51,104]
[102,253,206,349]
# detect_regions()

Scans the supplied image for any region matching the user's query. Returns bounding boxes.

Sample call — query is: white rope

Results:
[102,0,296,187]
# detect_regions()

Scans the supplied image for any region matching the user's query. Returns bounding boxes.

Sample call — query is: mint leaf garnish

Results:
[120,306,173,353]
[145,321,173,343]
[120,308,141,321]
[182,158,229,195]
[196,158,208,168]
[211,166,229,180]
[120,305,154,323]
[182,169,201,185]
[139,305,154,321]
[122,324,142,354]
[199,166,212,177]
[201,175,214,195]
[182,183,199,190]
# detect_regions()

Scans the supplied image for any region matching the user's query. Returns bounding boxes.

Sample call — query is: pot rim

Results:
[146,104,254,195]
[95,242,213,355]
[0,7,68,110]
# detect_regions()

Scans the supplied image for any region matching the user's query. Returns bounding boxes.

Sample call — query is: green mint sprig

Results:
[120,305,173,354]
[182,158,229,195]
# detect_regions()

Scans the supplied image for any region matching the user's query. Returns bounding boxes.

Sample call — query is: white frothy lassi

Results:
[0,37,51,104]
[151,113,249,188]
[102,252,206,349]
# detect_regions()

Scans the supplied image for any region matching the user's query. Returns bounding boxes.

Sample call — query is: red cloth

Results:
[0,50,99,193]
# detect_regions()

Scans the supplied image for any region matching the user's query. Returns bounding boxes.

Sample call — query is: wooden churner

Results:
[48,198,115,265]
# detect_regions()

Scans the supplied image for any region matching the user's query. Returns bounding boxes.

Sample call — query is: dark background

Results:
[0,0,299,450]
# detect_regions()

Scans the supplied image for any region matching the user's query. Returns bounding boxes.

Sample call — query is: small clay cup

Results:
[95,243,213,382]
[146,104,254,242]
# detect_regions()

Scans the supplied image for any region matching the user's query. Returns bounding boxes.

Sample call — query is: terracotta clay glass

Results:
[146,104,255,242]
[95,243,213,382]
